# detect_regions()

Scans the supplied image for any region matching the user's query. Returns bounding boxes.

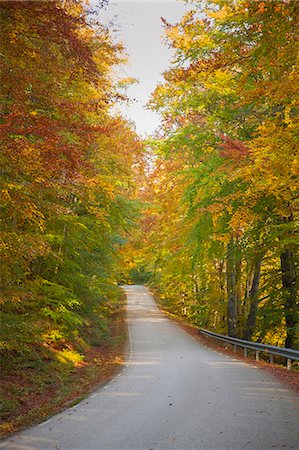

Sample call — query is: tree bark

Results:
[279,215,298,349]
[280,247,297,348]
[227,238,237,337]
[244,255,262,341]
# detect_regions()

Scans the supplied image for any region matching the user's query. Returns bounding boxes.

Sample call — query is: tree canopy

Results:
[133,0,298,349]
[0,0,144,395]
[1,2,298,424]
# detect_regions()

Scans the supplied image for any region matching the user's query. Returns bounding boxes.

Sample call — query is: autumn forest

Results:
[0,0,298,434]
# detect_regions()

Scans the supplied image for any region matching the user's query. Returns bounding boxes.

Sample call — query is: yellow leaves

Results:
[19,201,45,231]
[283,105,293,127]
[27,51,38,59]
[167,27,192,49]
[263,328,286,348]
[9,30,18,44]
[251,122,297,179]
[165,20,214,54]
[56,348,85,366]
[85,176,115,197]
[63,0,86,20]
[291,153,299,177]
[64,80,102,105]
[118,77,138,88]
[181,10,195,26]
[191,32,214,49]
[1,181,45,230]
[1,189,13,205]
[208,5,233,21]
[229,208,257,235]
[204,69,235,95]
[203,146,215,154]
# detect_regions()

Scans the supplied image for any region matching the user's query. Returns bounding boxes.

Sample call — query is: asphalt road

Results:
[1,285,299,450]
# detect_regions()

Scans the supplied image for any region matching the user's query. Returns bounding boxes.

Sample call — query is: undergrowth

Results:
[0,289,127,438]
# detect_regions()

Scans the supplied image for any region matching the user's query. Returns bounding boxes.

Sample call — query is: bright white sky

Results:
[93,0,193,136]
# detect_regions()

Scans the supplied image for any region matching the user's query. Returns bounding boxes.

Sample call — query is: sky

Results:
[94,1,193,136]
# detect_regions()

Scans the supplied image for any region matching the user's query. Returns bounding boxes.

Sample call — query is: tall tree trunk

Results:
[244,255,262,341]
[280,215,298,349]
[280,248,297,348]
[227,237,237,337]
[235,252,242,324]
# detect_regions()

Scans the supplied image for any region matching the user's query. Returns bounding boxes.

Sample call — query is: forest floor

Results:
[160,309,299,395]
[0,305,128,439]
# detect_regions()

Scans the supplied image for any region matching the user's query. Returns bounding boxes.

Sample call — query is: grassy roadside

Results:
[150,288,299,395]
[0,293,128,439]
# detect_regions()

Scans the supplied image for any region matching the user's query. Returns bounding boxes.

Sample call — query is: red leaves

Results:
[218,134,249,162]
[1,1,98,79]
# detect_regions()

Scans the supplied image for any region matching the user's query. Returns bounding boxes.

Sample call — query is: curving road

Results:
[1,285,299,450]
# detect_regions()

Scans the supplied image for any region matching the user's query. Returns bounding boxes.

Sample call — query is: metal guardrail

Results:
[199,329,299,370]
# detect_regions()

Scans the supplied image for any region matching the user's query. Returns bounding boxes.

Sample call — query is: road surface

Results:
[1,285,298,450]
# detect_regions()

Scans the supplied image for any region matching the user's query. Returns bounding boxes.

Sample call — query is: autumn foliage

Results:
[0,0,143,424]
[142,0,298,349]
[0,0,298,429]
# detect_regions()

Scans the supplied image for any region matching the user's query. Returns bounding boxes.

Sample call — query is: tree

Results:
[0,0,144,374]
[147,0,298,347]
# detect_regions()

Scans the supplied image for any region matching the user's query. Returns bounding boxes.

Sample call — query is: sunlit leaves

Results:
[0,0,144,370]
[147,0,298,347]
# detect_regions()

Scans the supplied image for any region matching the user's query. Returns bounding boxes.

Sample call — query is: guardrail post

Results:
[199,329,299,370]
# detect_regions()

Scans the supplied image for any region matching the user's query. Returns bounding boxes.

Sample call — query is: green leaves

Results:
[0,0,144,384]
[146,0,298,347]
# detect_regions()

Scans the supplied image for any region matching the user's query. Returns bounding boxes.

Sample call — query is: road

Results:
[1,285,298,450]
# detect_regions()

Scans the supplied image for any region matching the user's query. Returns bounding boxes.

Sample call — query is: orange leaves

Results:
[257,2,267,14]
[140,0,299,345]
[0,0,144,299]
[218,134,249,163]
[0,2,146,405]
